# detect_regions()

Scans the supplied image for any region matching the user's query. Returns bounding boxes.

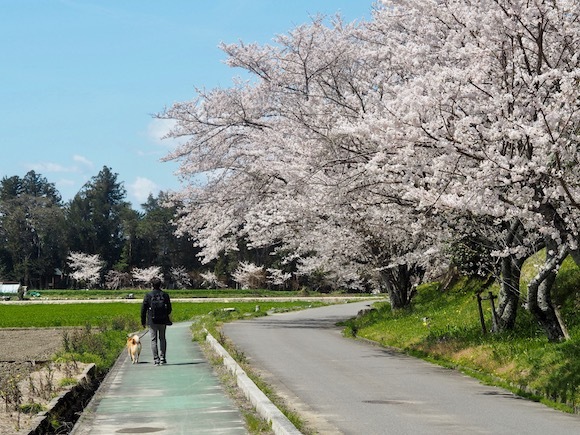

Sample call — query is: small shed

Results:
[0,282,21,294]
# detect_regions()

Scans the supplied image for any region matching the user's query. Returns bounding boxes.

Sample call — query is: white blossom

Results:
[200,271,227,289]
[132,266,162,286]
[232,262,265,290]
[67,252,104,289]
[160,1,579,309]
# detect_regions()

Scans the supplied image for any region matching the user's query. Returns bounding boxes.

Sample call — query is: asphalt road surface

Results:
[223,300,580,435]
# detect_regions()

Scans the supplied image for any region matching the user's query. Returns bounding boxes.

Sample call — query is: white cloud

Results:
[128,177,159,204]
[73,155,94,167]
[25,154,93,174]
[147,118,177,146]
[26,162,76,173]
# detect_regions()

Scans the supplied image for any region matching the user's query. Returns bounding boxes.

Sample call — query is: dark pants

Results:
[149,323,167,363]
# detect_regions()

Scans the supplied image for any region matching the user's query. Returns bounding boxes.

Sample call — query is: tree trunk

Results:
[570,248,580,267]
[380,264,422,310]
[494,255,524,331]
[494,219,524,332]
[526,241,569,342]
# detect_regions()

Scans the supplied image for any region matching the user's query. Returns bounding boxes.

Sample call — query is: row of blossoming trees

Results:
[67,252,183,290]
[67,252,292,290]
[67,253,289,291]
[158,0,579,341]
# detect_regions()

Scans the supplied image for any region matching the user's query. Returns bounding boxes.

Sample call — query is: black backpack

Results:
[149,292,170,325]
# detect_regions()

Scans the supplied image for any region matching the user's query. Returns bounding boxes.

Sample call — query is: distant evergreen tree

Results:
[135,192,200,281]
[0,171,66,288]
[66,166,131,271]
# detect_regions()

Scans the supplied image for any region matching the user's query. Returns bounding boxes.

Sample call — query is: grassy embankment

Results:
[343,251,580,413]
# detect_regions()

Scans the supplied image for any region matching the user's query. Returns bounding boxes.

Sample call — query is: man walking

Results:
[141,277,172,365]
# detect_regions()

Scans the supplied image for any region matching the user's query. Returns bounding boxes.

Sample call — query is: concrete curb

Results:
[206,332,302,435]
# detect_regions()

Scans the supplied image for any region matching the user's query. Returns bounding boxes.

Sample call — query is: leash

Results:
[128,329,149,339]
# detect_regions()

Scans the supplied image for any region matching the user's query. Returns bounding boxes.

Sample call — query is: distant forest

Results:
[0,166,279,290]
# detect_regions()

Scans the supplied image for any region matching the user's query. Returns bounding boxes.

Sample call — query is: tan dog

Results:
[127,334,142,364]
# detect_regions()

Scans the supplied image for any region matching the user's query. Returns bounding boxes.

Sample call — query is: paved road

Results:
[223,301,580,435]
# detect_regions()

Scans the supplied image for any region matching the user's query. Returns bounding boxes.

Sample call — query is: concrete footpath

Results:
[71,322,248,435]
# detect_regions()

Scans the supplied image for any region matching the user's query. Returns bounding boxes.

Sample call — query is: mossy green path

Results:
[72,321,247,434]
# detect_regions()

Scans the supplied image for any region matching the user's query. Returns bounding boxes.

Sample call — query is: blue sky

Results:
[0,1,372,208]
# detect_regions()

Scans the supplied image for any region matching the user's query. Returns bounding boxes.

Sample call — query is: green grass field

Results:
[0,300,326,328]
[0,300,329,375]
[10,288,350,300]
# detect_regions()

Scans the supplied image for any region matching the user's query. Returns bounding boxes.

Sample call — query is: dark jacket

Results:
[141,289,172,326]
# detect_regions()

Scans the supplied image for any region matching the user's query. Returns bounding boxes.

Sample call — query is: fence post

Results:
[476,293,487,335]
[488,291,499,332]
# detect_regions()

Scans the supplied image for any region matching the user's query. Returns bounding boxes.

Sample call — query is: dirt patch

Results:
[0,328,66,363]
[0,328,89,434]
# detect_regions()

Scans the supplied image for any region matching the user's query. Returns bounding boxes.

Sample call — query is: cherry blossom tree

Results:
[199,271,227,289]
[232,262,265,289]
[105,270,132,290]
[170,266,192,289]
[160,1,578,339]
[67,252,104,289]
[161,16,437,307]
[266,268,292,290]
[131,266,162,287]
[367,0,579,340]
